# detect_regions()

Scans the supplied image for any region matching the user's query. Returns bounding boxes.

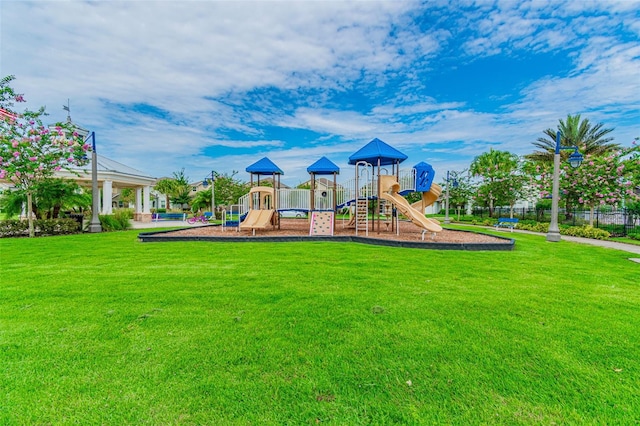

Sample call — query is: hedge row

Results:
[0,219,81,238]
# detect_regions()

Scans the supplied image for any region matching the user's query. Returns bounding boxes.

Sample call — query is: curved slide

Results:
[240,209,275,232]
[380,192,442,233]
[412,183,441,211]
[377,175,442,233]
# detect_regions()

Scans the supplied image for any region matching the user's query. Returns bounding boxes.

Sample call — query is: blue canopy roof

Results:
[246,157,283,175]
[307,156,340,174]
[348,138,408,165]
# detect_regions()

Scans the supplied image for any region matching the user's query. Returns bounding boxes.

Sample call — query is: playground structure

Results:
[234,138,443,238]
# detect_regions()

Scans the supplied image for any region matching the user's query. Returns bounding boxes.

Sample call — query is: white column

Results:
[143,186,151,213]
[135,187,143,214]
[102,180,113,214]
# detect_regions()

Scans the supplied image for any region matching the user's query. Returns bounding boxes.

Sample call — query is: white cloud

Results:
[1,0,638,185]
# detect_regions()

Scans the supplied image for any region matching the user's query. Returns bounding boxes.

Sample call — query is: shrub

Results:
[99,212,131,232]
[0,220,27,237]
[517,221,549,233]
[115,209,134,220]
[562,225,610,240]
[627,232,639,241]
[0,219,81,238]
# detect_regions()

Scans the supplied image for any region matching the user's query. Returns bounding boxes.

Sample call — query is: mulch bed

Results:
[139,218,514,251]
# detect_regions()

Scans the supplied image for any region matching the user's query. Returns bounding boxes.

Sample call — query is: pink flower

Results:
[13,152,20,158]
[12,141,19,148]
[29,156,37,161]
[0,170,5,179]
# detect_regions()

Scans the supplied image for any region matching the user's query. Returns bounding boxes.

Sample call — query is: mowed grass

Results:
[1,229,639,425]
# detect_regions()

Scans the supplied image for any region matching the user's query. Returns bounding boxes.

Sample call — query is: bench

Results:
[494,217,518,232]
[152,213,187,221]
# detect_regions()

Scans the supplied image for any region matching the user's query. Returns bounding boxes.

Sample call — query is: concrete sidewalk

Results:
[488,227,640,256]
[130,220,196,230]
[559,235,640,255]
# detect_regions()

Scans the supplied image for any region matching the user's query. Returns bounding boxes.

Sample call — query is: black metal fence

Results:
[471,207,640,237]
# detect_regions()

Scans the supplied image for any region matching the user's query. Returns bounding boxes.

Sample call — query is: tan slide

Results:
[378,175,442,233]
[240,209,275,233]
[380,192,442,232]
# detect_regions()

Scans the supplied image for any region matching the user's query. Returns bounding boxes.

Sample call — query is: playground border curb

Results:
[138,228,515,251]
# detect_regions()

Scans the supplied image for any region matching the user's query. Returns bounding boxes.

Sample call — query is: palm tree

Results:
[191,188,212,213]
[0,178,90,219]
[526,115,619,218]
[526,114,618,163]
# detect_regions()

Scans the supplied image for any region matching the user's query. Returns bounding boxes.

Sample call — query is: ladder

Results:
[354,161,371,236]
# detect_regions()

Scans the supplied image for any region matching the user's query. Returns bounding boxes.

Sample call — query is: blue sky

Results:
[2,0,639,186]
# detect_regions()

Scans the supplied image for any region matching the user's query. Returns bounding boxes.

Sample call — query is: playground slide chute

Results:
[411,183,442,212]
[380,192,442,233]
[239,209,275,231]
[377,176,442,233]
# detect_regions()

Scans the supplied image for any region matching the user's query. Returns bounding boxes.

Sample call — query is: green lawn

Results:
[1,230,638,424]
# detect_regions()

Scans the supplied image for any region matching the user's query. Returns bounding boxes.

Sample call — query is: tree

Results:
[153,168,192,211]
[119,188,136,208]
[0,75,90,237]
[190,171,250,214]
[191,187,212,213]
[169,168,192,209]
[33,178,90,219]
[566,145,640,225]
[154,178,178,210]
[470,149,520,217]
[527,114,619,163]
[213,171,250,207]
[438,170,475,219]
[528,116,626,218]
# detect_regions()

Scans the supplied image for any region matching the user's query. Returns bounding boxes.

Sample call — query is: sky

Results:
[2,0,639,187]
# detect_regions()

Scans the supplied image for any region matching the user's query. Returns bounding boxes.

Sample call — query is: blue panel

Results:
[414,162,435,192]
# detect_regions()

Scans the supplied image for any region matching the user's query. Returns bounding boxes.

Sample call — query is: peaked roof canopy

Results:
[245,157,283,175]
[307,156,340,174]
[348,138,408,166]
[56,154,156,186]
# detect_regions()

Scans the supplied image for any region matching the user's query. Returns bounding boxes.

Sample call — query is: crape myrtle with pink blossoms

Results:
[533,139,640,225]
[522,115,639,224]
[0,75,91,237]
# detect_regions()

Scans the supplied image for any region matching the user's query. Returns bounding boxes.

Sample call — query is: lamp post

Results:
[86,131,102,233]
[444,170,451,224]
[546,131,583,242]
[443,171,458,225]
[202,171,215,218]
